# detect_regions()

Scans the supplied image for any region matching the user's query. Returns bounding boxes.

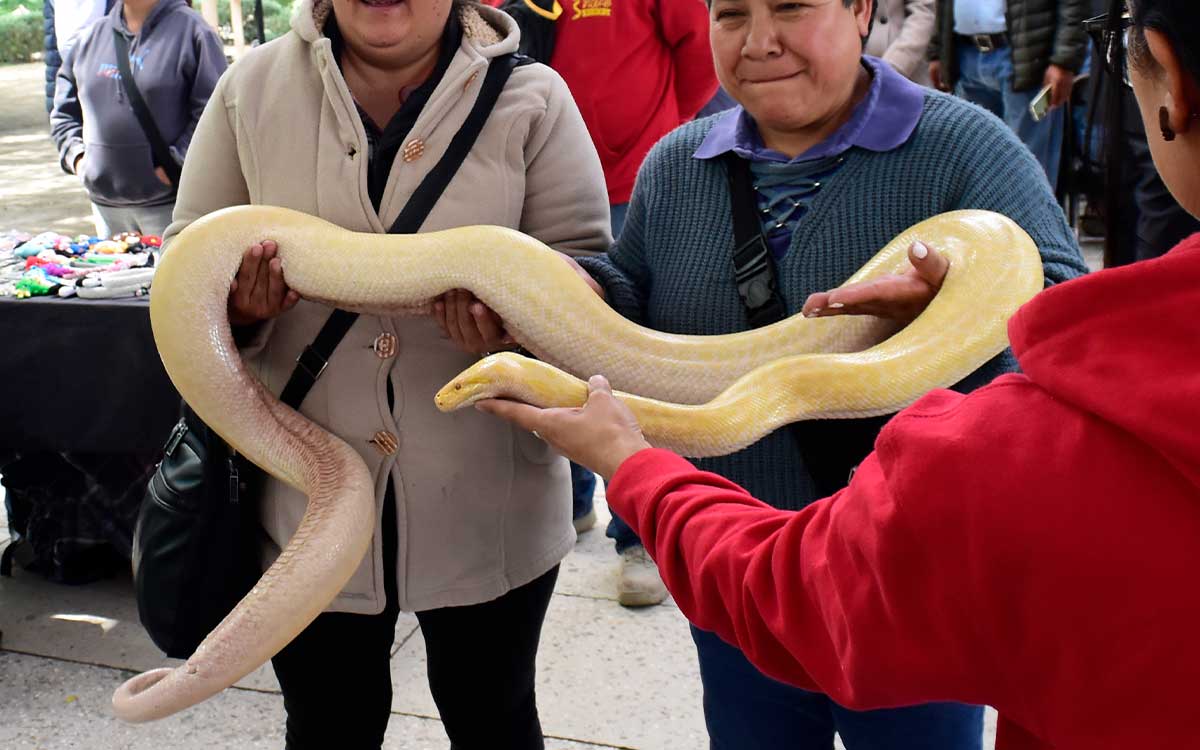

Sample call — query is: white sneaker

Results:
[617,545,668,607]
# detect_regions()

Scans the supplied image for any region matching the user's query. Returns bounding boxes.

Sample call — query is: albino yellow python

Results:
[113,205,1042,722]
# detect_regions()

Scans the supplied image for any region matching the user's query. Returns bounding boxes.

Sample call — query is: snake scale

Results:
[112,205,1042,722]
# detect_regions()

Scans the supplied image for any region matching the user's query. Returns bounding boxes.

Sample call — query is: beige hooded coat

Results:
[163,0,611,614]
[865,0,936,85]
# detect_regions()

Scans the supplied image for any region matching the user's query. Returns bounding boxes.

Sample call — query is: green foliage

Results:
[0,1,37,17]
[216,0,293,45]
[0,10,41,64]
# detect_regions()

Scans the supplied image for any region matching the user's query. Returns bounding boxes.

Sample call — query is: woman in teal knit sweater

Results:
[444,0,1090,747]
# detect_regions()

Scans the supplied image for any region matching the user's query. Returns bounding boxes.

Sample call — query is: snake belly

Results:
[113,204,1041,722]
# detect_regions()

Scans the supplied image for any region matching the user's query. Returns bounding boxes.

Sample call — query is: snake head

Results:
[434,352,527,412]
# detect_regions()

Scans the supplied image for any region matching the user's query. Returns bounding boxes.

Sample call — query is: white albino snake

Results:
[112,204,1042,722]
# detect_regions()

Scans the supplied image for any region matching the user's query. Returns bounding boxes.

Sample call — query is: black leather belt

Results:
[956,32,1008,52]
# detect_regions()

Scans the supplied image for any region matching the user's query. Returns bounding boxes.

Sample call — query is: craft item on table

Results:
[79,254,120,264]
[69,237,103,255]
[14,232,78,258]
[76,266,156,299]
[77,252,151,271]
[27,251,74,268]
[25,258,79,280]
[141,235,163,248]
[14,267,63,298]
[1,230,31,254]
[93,240,130,255]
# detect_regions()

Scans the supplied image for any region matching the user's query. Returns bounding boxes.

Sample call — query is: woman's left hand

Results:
[476,375,651,482]
[801,241,950,325]
[434,289,517,355]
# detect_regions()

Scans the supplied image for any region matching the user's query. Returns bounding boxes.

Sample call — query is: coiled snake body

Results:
[112,205,1042,722]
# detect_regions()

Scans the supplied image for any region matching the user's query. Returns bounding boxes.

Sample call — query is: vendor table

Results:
[0,296,179,455]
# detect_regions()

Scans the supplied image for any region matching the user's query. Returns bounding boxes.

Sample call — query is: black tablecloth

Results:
[0,295,180,454]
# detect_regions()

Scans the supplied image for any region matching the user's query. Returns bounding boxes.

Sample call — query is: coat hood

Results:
[1008,232,1200,490]
[292,0,516,53]
[107,0,188,36]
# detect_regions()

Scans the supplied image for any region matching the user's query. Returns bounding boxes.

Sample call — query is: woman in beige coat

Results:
[162,0,610,747]
[864,0,936,84]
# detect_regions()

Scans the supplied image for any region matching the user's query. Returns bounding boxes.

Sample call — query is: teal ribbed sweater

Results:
[579,90,1090,511]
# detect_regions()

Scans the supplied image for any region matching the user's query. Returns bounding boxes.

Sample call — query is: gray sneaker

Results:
[573,507,597,535]
[617,545,668,607]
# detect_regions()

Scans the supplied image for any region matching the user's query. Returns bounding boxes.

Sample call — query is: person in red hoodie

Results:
[488,0,719,606]
[476,0,1200,746]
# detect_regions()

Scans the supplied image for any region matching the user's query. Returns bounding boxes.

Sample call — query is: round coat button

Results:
[369,431,400,456]
[373,333,398,358]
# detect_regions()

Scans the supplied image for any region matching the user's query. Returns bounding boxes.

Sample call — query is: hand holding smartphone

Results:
[1029,84,1054,122]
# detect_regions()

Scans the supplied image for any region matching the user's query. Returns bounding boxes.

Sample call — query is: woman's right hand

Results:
[228,240,300,326]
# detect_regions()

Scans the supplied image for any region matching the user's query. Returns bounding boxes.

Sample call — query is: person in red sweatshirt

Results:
[476,1,1200,746]
[489,0,719,606]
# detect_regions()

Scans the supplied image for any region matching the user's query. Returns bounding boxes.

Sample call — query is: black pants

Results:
[271,484,559,749]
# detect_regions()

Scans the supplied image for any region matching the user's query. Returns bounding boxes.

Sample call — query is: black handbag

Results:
[722,153,893,497]
[133,53,521,658]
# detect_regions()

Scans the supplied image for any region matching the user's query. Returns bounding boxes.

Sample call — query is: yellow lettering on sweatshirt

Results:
[572,0,613,20]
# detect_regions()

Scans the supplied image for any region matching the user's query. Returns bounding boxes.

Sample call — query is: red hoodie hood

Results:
[1007,233,1200,490]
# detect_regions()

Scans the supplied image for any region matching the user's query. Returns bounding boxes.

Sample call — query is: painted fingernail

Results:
[828,302,845,309]
[804,308,822,318]
[912,241,929,260]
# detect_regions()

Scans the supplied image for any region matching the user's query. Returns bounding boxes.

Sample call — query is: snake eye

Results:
[454,383,462,391]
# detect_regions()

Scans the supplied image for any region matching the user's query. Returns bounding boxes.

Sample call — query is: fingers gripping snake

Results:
[113,205,1042,721]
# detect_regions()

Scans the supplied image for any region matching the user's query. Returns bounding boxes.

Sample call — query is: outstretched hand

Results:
[801,241,950,324]
[475,375,651,481]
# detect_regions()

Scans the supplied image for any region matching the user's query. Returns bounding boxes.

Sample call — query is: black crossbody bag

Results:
[112,30,183,187]
[133,54,521,658]
[722,153,893,497]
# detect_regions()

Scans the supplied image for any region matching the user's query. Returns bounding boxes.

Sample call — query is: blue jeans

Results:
[955,45,1063,190]
[573,202,632,527]
[691,627,984,749]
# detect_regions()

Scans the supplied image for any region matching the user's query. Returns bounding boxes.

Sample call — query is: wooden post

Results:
[200,0,219,31]
[230,0,246,59]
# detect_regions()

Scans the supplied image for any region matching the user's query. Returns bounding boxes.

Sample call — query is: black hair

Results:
[1126,0,1200,84]
[1097,0,1200,266]
[704,0,878,39]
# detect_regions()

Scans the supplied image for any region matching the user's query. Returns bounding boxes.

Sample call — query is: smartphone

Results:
[1029,84,1054,122]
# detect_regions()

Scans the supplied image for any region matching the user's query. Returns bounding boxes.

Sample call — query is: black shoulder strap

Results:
[723,154,893,496]
[112,30,182,187]
[723,152,787,328]
[387,54,520,234]
[277,54,520,409]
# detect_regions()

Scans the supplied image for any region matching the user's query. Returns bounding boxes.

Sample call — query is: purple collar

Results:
[694,56,926,164]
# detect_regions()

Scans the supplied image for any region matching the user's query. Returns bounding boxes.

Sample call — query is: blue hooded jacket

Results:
[50,0,226,207]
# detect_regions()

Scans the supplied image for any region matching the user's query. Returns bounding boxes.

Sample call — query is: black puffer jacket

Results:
[929,0,1089,91]
[43,0,59,113]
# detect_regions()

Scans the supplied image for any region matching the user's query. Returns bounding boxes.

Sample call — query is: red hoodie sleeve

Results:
[656,0,718,120]
[607,446,1004,711]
